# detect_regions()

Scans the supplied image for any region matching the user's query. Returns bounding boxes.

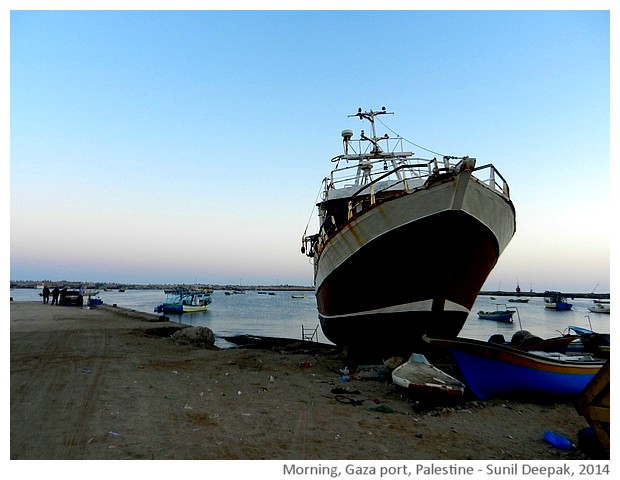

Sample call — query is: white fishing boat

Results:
[588,300,610,314]
[391,353,465,398]
[301,107,516,356]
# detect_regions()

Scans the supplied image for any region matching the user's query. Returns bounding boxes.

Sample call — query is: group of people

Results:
[41,285,66,306]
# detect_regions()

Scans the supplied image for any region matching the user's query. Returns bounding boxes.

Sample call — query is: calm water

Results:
[10,288,610,347]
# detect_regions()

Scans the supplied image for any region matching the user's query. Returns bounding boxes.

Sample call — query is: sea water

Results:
[9,288,610,347]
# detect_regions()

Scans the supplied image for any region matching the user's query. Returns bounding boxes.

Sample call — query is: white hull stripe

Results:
[318,299,469,320]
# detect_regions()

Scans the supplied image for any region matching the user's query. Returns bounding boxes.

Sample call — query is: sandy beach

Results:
[10,301,603,462]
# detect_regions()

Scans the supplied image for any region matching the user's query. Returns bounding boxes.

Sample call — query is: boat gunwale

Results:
[425,336,606,375]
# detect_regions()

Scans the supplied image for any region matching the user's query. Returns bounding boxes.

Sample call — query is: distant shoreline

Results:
[9,281,609,300]
[9,280,315,292]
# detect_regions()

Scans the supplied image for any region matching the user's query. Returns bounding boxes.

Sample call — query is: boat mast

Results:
[349,106,392,154]
[348,107,397,185]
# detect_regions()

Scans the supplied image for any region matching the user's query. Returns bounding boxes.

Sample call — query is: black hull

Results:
[316,210,500,357]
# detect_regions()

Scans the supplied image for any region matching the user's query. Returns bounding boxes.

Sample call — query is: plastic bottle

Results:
[543,431,575,450]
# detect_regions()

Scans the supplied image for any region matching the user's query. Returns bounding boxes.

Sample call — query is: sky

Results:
[5,3,615,292]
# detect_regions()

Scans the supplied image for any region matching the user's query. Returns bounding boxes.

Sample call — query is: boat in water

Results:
[477,304,516,323]
[301,107,516,356]
[544,291,573,311]
[508,297,530,303]
[154,289,213,314]
[425,336,606,400]
[588,300,610,314]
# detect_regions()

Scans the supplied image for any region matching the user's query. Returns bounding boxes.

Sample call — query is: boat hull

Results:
[546,303,573,311]
[477,312,514,322]
[159,303,209,314]
[426,336,604,400]
[314,174,515,355]
[588,305,610,314]
[391,353,465,399]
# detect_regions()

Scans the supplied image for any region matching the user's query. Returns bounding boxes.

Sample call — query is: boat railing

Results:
[325,157,432,196]
[472,163,510,198]
[303,156,511,258]
[325,157,510,203]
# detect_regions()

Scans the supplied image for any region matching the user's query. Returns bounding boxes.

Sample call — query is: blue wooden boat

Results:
[477,304,515,322]
[544,290,573,310]
[488,330,580,353]
[564,325,610,358]
[154,289,212,314]
[424,336,605,400]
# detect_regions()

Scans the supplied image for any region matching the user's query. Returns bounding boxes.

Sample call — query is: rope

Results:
[377,116,449,158]
[302,184,323,237]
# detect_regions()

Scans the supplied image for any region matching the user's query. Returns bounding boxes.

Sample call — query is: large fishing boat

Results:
[301,107,516,356]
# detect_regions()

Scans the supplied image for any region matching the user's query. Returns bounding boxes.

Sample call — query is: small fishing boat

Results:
[477,304,516,322]
[488,330,580,353]
[588,300,610,314]
[508,297,530,303]
[391,353,465,399]
[564,325,610,358]
[544,291,573,310]
[291,294,305,299]
[425,336,606,400]
[154,289,213,314]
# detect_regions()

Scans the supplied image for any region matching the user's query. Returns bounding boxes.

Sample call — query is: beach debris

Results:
[383,356,404,369]
[543,431,575,450]
[106,431,120,438]
[353,365,391,382]
[299,361,312,368]
[367,404,396,414]
[331,387,361,395]
[339,366,350,382]
[335,395,364,406]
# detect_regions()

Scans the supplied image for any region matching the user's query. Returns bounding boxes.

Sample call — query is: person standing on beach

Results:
[59,287,67,306]
[51,286,60,305]
[42,285,50,304]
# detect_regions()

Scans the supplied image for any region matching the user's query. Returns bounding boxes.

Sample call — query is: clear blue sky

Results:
[6,6,614,292]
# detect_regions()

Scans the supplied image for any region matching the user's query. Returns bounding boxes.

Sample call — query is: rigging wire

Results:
[302,183,323,237]
[377,117,448,158]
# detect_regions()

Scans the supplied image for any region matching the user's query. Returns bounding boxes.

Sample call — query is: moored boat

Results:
[155,289,213,314]
[544,291,573,310]
[477,304,516,323]
[588,300,610,314]
[301,107,516,356]
[425,336,605,400]
[508,298,530,303]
